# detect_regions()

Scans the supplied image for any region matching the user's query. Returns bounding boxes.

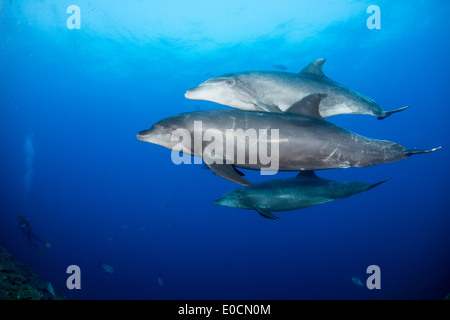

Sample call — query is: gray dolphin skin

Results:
[185,58,409,119]
[137,94,441,186]
[214,171,390,219]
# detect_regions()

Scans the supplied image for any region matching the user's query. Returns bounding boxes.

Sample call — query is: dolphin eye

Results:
[226,79,235,86]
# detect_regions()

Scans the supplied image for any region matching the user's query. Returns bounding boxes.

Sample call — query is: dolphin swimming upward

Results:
[214,171,390,219]
[185,58,409,119]
[137,93,440,186]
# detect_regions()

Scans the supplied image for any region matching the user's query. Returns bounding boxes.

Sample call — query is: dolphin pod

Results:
[214,171,390,219]
[185,58,409,119]
[137,59,442,219]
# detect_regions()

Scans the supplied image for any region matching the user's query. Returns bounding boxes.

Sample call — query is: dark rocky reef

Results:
[0,245,64,300]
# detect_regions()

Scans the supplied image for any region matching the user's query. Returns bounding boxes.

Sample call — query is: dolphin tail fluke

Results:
[377,105,410,120]
[369,178,391,190]
[405,146,443,157]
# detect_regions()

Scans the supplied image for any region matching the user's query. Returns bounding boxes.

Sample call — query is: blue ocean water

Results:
[0,0,449,300]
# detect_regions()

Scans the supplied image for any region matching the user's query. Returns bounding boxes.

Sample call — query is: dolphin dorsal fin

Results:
[295,170,328,183]
[285,93,327,120]
[296,170,318,179]
[296,170,330,183]
[300,58,327,78]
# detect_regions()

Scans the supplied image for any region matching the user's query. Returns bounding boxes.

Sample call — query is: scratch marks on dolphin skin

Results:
[319,141,330,151]
[324,143,341,162]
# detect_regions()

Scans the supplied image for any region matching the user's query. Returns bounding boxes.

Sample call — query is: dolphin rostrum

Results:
[185,58,409,119]
[214,171,390,219]
[137,94,441,185]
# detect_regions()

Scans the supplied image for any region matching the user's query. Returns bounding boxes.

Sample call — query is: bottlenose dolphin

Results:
[185,58,409,119]
[214,171,389,219]
[137,94,441,185]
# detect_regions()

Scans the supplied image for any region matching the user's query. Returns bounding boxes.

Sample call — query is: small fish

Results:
[272,63,287,70]
[157,273,163,286]
[352,277,364,286]
[99,261,114,274]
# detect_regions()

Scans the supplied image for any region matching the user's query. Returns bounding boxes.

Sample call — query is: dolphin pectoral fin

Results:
[254,206,279,220]
[233,166,245,177]
[285,93,327,120]
[204,159,251,186]
[254,102,282,113]
[377,105,410,120]
[202,164,244,176]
